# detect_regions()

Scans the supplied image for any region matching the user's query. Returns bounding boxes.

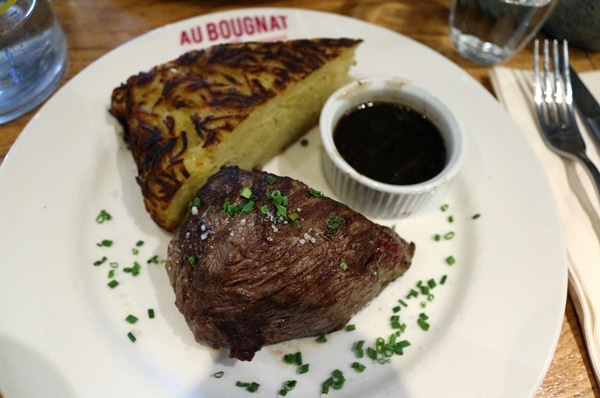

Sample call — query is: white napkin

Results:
[490,67,600,384]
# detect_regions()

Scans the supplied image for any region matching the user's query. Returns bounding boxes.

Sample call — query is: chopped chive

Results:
[123,261,141,276]
[351,362,366,372]
[392,305,401,313]
[109,261,119,268]
[247,382,260,393]
[472,213,481,219]
[391,321,403,330]
[132,248,139,255]
[446,256,456,265]
[322,377,335,394]
[107,269,115,278]
[125,314,138,324]
[448,215,454,223]
[276,204,287,217]
[309,187,324,198]
[434,234,441,241]
[283,353,296,364]
[427,278,437,289]
[326,215,344,238]
[300,138,309,146]
[279,379,297,395]
[97,239,113,247]
[127,332,136,342]
[240,187,253,199]
[93,256,107,266]
[345,324,356,331]
[96,210,112,224]
[354,340,365,358]
[260,204,270,215]
[440,274,448,284]
[188,197,202,211]
[390,315,403,330]
[188,256,196,265]
[398,299,408,307]
[440,204,449,212]
[269,189,281,200]
[136,240,144,247]
[444,231,455,240]
[284,352,302,365]
[406,289,418,299]
[240,200,255,214]
[418,313,430,331]
[148,308,155,319]
[107,280,119,289]
[331,369,345,390]
[316,335,327,343]
[339,262,348,271]
[266,175,277,184]
[367,347,378,360]
[147,255,160,264]
[298,363,309,374]
[395,340,411,355]
[212,371,224,378]
[236,380,260,392]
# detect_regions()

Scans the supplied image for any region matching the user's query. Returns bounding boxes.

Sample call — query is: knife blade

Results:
[569,65,600,145]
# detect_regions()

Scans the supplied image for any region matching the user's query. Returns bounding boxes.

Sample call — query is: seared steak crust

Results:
[166,166,415,361]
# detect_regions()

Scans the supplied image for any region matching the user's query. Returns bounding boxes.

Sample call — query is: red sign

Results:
[180,14,289,45]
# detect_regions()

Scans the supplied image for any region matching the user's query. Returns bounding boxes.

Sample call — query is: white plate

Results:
[0,8,567,398]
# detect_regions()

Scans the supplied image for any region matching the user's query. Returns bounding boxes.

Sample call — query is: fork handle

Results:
[574,151,600,204]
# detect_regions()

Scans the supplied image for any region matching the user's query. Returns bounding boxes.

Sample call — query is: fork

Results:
[533,39,600,200]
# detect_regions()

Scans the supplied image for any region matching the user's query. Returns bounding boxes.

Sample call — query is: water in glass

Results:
[0,0,68,124]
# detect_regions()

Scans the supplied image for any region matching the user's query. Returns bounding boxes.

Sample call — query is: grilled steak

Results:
[166,166,415,361]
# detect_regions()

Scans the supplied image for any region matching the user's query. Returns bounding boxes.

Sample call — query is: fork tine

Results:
[552,40,561,101]
[551,39,565,124]
[534,39,549,126]
[534,39,542,105]
[541,39,557,126]
[561,39,573,114]
[554,39,573,125]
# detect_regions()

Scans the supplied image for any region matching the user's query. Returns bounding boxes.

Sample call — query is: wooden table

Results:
[1,1,599,396]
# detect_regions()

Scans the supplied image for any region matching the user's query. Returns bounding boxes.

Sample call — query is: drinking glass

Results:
[0,0,68,124]
[449,0,557,65]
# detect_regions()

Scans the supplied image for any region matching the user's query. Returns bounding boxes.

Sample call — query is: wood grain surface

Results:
[1,1,599,396]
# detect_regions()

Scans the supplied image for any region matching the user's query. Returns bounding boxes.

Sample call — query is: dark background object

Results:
[544,0,600,52]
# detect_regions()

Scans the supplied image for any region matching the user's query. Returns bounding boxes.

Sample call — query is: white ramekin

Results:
[319,76,466,219]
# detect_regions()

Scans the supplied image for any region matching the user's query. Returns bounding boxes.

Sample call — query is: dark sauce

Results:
[333,101,447,185]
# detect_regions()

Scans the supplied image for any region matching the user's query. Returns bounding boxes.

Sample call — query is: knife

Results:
[570,65,600,145]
